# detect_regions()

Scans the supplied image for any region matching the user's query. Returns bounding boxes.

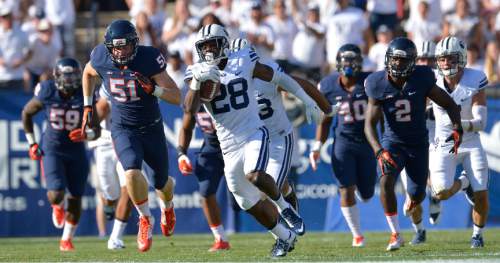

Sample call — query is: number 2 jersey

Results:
[185,47,265,152]
[365,66,436,145]
[318,71,370,143]
[90,44,166,128]
[34,80,84,151]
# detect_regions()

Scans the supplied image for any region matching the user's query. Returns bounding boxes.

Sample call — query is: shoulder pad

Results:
[364,71,386,99]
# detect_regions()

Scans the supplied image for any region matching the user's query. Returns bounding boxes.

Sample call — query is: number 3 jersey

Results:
[318,71,370,143]
[365,66,436,145]
[34,80,84,150]
[90,44,166,128]
[433,68,488,147]
[185,47,264,152]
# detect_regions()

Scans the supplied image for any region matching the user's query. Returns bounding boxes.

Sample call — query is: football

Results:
[199,80,220,102]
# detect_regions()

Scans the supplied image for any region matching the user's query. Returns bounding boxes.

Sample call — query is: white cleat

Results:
[386,233,404,251]
[108,238,125,250]
[352,236,365,248]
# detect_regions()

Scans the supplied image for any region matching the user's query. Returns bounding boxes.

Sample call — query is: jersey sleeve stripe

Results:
[250,56,259,62]
[479,80,489,88]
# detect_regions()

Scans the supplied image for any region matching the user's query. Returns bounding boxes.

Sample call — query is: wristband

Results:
[311,140,322,152]
[84,96,93,106]
[190,79,201,91]
[153,85,164,97]
[26,133,36,145]
[177,146,187,157]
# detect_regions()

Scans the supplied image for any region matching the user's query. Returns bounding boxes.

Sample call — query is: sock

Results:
[459,175,470,190]
[210,224,227,241]
[412,219,424,233]
[157,197,173,210]
[340,205,362,238]
[269,221,293,241]
[134,199,151,217]
[61,221,77,241]
[473,224,484,236]
[272,194,290,212]
[110,219,127,240]
[385,213,400,234]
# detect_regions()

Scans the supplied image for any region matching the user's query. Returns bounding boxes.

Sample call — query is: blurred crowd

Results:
[1,0,500,93]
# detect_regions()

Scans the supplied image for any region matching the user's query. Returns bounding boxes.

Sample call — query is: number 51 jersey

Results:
[185,47,264,152]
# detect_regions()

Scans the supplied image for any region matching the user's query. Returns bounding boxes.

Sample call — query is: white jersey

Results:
[185,47,264,152]
[88,87,112,148]
[433,68,488,149]
[254,59,293,138]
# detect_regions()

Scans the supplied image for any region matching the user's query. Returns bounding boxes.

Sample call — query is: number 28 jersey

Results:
[34,80,84,150]
[365,66,435,145]
[90,44,166,128]
[185,47,264,152]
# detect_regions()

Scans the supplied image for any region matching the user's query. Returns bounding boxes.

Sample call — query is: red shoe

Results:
[352,236,365,247]
[52,205,65,229]
[208,239,230,252]
[160,206,176,236]
[137,216,154,252]
[59,239,74,251]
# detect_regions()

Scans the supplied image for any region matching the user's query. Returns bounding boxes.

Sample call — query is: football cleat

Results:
[52,204,65,229]
[208,239,230,252]
[270,232,297,258]
[352,236,365,248]
[471,234,484,248]
[463,184,475,206]
[403,197,417,217]
[108,238,125,250]
[409,230,426,245]
[137,216,154,252]
[160,206,176,236]
[429,195,441,225]
[59,239,74,252]
[280,207,305,236]
[386,233,404,251]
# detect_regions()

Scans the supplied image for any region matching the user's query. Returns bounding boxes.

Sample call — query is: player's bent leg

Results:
[380,174,404,251]
[281,181,299,211]
[47,190,65,229]
[155,176,176,237]
[59,196,81,252]
[339,186,364,247]
[471,190,488,248]
[202,195,230,252]
[108,187,132,250]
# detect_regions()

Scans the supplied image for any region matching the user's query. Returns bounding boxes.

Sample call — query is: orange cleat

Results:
[386,233,404,251]
[59,239,74,252]
[160,206,176,237]
[208,239,230,252]
[352,236,365,248]
[52,205,65,229]
[137,216,154,252]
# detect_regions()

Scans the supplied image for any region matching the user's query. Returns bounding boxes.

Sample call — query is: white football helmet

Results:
[195,24,229,65]
[417,41,436,59]
[435,36,467,76]
[229,38,249,52]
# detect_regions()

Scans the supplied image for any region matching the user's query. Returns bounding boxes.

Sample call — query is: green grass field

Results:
[1,229,499,262]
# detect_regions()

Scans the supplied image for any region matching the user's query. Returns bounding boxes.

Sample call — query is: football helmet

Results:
[104,20,139,66]
[385,37,417,78]
[229,38,249,52]
[336,44,363,77]
[195,24,229,65]
[53,58,82,93]
[435,36,467,76]
[417,41,436,59]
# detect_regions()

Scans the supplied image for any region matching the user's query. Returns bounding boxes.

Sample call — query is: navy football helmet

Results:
[53,58,82,93]
[104,20,139,66]
[385,37,417,78]
[336,44,363,77]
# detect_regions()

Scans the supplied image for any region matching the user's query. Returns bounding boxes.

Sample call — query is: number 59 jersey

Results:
[90,44,167,128]
[185,47,264,152]
[365,66,436,145]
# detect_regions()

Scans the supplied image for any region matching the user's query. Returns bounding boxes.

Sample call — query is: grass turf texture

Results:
[1,229,499,262]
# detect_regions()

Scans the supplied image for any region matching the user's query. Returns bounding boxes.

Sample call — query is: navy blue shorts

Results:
[42,147,89,197]
[382,141,429,200]
[331,140,377,200]
[112,121,169,190]
[195,148,225,197]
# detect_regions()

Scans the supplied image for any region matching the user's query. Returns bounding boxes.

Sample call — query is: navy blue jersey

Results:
[319,72,370,142]
[90,44,166,128]
[365,66,436,145]
[195,109,221,153]
[35,80,84,150]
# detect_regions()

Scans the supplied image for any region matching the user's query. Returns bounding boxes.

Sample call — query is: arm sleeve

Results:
[462,105,487,132]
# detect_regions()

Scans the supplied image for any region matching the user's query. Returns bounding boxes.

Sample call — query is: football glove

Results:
[445,128,463,155]
[134,72,154,94]
[376,149,398,176]
[309,141,322,171]
[178,154,193,176]
[191,63,220,83]
[81,106,93,136]
[29,143,43,160]
[69,128,86,142]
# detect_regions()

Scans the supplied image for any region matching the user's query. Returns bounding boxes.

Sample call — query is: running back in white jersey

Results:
[254,59,293,138]
[185,47,264,152]
[433,68,488,148]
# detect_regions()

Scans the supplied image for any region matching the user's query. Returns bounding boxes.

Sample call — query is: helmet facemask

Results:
[195,37,228,65]
[436,53,464,77]
[105,37,138,66]
[336,51,362,77]
[55,66,81,94]
[385,51,416,78]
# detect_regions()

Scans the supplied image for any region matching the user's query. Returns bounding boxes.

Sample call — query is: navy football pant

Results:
[194,149,225,197]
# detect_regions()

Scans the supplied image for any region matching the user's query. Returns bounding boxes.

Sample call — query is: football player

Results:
[184,24,331,258]
[364,37,463,251]
[309,44,376,248]
[81,20,180,252]
[22,58,100,251]
[429,36,489,248]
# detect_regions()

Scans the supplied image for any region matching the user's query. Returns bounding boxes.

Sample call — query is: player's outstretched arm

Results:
[81,62,99,134]
[292,76,332,114]
[364,97,383,154]
[177,110,196,176]
[151,71,181,105]
[21,97,44,160]
[309,116,333,171]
